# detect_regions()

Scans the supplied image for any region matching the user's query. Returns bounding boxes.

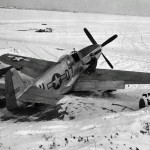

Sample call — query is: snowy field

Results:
[0,8,150,150]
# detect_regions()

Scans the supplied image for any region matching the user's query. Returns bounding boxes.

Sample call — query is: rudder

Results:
[5,68,26,110]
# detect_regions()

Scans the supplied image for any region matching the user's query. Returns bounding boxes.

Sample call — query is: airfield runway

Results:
[0,8,150,150]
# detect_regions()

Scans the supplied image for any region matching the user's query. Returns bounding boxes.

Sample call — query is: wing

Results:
[0,54,56,78]
[73,69,150,91]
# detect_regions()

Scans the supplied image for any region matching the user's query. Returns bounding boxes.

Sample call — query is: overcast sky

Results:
[0,0,149,16]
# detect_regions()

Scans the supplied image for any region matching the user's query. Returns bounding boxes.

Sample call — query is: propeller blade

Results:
[102,53,113,69]
[101,34,118,47]
[84,28,97,45]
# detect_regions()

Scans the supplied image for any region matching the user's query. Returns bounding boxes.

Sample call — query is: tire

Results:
[139,98,145,109]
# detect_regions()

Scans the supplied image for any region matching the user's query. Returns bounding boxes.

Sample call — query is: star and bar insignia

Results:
[8,55,30,62]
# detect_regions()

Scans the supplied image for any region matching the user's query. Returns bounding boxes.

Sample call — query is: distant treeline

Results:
[0,0,149,16]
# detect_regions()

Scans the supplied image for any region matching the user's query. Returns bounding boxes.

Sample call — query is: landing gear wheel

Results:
[139,98,145,109]
[139,98,148,109]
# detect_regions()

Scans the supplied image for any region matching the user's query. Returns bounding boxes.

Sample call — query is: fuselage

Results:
[34,44,102,96]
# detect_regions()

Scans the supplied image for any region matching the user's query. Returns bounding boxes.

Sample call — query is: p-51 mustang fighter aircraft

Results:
[1,28,150,111]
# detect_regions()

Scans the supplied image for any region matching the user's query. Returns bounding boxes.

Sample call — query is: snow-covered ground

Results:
[1,109,150,150]
[0,8,150,149]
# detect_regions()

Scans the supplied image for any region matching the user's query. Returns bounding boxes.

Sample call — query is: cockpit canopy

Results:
[58,55,70,62]
[58,51,81,69]
[58,54,75,69]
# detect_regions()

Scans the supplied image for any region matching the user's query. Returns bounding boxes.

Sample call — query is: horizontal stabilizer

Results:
[19,86,63,106]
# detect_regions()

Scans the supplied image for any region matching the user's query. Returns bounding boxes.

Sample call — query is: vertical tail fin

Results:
[5,68,26,110]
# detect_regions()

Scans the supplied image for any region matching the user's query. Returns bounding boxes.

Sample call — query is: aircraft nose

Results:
[78,44,100,58]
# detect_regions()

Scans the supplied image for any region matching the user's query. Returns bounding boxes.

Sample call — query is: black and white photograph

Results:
[0,0,150,149]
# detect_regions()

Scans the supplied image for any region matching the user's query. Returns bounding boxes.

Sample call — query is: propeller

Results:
[101,53,113,69]
[101,34,118,47]
[84,28,97,45]
[84,28,118,69]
